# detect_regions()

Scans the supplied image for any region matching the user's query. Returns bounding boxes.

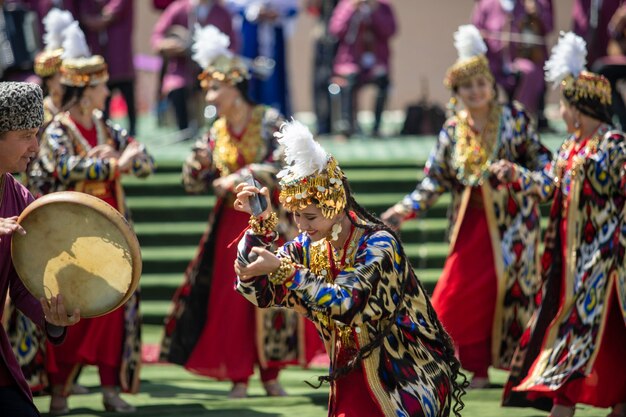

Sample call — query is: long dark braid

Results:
[309,178,467,417]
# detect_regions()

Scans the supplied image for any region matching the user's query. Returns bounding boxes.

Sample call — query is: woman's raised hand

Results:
[234,182,273,218]
[0,216,25,243]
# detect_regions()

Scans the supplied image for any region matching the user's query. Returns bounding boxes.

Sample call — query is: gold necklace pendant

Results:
[453,104,501,186]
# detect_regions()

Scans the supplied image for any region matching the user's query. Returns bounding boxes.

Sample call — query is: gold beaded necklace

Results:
[453,104,502,186]
[308,225,361,347]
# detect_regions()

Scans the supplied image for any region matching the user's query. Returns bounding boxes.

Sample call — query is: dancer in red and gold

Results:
[160,25,317,399]
[34,23,155,414]
[381,25,553,388]
[503,32,626,417]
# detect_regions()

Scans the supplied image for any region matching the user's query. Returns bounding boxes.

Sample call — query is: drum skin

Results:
[11,192,142,318]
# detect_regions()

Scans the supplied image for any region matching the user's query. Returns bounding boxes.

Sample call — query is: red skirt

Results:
[184,207,261,380]
[430,202,497,368]
[48,306,124,369]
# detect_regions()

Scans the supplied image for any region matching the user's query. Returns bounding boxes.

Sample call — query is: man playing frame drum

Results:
[0,81,80,417]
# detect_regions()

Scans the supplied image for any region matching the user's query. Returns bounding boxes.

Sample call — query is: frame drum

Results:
[11,192,142,318]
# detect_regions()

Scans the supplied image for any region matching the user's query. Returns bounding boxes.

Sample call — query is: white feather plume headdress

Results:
[276,119,328,180]
[444,25,493,89]
[43,8,75,51]
[191,24,233,69]
[454,25,487,61]
[61,21,91,60]
[192,24,249,86]
[34,8,75,77]
[275,120,346,218]
[59,22,109,87]
[544,31,587,87]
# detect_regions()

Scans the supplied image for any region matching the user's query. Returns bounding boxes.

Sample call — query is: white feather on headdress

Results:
[61,21,91,60]
[454,25,487,60]
[191,24,233,69]
[544,31,587,87]
[276,120,328,179]
[42,8,75,51]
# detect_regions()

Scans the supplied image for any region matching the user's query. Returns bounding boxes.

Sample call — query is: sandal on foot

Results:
[263,380,287,397]
[228,383,248,399]
[103,392,136,413]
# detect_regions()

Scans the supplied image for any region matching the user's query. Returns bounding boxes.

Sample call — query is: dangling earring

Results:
[330,222,342,241]
[574,119,581,137]
[446,96,457,117]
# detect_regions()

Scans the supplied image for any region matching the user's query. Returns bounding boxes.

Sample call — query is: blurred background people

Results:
[306,0,339,135]
[472,0,554,127]
[152,0,236,134]
[574,0,626,129]
[329,0,396,138]
[74,0,138,137]
[226,0,299,117]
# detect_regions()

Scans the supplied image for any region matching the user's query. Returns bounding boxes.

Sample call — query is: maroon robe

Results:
[0,173,64,403]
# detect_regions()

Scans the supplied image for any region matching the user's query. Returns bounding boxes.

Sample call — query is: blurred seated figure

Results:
[574,0,626,128]
[472,0,553,122]
[151,0,236,133]
[328,0,396,137]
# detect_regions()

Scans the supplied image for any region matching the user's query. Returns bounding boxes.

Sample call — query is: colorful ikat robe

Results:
[394,103,554,368]
[237,224,455,417]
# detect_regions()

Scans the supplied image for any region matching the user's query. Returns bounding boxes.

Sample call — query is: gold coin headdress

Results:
[276,120,347,219]
[59,22,108,87]
[34,8,75,78]
[545,31,612,124]
[191,24,250,88]
[444,25,494,90]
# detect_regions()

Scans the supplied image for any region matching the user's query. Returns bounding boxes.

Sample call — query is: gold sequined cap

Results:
[198,55,249,87]
[561,71,612,123]
[34,48,63,78]
[278,156,347,219]
[444,55,494,90]
[60,55,109,87]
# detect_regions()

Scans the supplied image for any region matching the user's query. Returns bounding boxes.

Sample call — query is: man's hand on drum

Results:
[41,294,80,327]
[234,247,281,281]
[233,182,273,219]
[0,216,26,242]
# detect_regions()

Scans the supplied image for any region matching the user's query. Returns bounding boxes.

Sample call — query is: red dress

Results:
[430,188,497,377]
[47,117,126,388]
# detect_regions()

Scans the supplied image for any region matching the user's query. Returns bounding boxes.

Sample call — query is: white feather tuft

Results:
[61,21,91,60]
[454,25,487,60]
[545,31,587,87]
[191,24,233,69]
[42,8,75,51]
[276,120,328,179]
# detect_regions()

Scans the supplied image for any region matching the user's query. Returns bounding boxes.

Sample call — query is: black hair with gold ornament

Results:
[545,31,612,124]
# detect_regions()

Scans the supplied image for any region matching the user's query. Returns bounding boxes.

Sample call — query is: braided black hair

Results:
[307,177,468,417]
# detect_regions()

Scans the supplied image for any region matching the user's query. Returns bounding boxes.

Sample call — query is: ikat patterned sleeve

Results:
[105,119,155,179]
[395,125,455,219]
[40,123,119,184]
[182,134,217,194]
[607,132,626,195]
[508,104,555,202]
[237,230,404,326]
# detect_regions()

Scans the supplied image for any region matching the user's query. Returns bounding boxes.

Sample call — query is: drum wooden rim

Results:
[11,191,142,317]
